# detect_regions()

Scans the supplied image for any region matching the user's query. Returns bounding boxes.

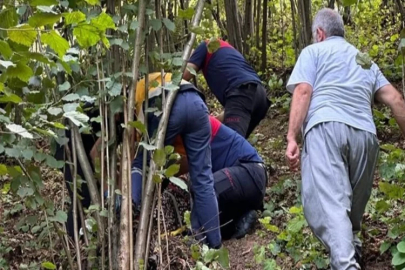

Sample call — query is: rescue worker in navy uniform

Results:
[183,39,271,139]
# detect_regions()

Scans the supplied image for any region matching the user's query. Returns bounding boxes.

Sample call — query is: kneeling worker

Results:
[132,99,267,240]
[131,72,221,249]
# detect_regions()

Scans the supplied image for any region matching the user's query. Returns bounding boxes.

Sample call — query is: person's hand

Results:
[285,140,300,171]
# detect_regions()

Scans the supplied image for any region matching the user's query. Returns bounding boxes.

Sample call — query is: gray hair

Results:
[312,8,345,40]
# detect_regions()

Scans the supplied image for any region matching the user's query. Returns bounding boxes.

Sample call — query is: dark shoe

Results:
[231,210,258,239]
[354,246,364,269]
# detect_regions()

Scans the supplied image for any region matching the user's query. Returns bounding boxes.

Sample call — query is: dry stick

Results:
[133,1,205,267]
[142,18,150,200]
[70,125,83,270]
[96,52,107,270]
[157,182,163,266]
[119,0,147,266]
[55,223,75,270]
[160,201,170,269]
[163,190,182,227]
[72,126,105,241]
[144,194,157,269]
[64,144,90,246]
[290,0,298,60]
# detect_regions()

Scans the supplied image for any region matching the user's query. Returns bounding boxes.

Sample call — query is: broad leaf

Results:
[62,93,80,101]
[153,148,166,167]
[47,107,63,116]
[8,24,36,47]
[169,177,188,191]
[46,155,64,168]
[139,142,157,151]
[217,247,230,269]
[207,38,220,53]
[37,6,57,13]
[28,12,61,27]
[42,30,69,57]
[356,52,372,70]
[0,164,7,175]
[49,210,67,224]
[398,241,405,253]
[392,251,405,266]
[0,60,15,68]
[41,261,56,270]
[162,18,175,32]
[6,124,33,139]
[63,111,89,127]
[150,19,162,31]
[5,62,34,82]
[0,94,22,103]
[128,120,146,134]
[0,40,13,58]
[30,0,58,6]
[165,145,174,155]
[73,24,101,48]
[0,8,18,30]
[130,20,139,30]
[380,241,391,254]
[164,164,179,178]
[58,81,71,91]
[178,8,194,20]
[91,12,116,31]
[64,11,86,25]
[172,57,183,67]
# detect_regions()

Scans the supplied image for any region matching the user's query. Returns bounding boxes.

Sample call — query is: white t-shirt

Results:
[287,36,390,136]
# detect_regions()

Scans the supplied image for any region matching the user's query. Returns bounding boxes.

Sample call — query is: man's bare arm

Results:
[375,84,405,135]
[183,63,200,81]
[286,83,313,142]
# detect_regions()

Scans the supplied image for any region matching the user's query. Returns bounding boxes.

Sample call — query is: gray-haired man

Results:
[285,8,405,270]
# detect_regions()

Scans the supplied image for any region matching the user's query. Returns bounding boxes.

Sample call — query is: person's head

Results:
[312,8,345,43]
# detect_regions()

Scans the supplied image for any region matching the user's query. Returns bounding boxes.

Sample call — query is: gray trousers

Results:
[301,122,379,270]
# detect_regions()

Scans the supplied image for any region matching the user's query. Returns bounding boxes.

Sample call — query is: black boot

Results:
[231,210,258,239]
[354,245,364,269]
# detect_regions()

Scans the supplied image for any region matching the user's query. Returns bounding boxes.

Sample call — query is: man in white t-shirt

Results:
[285,8,405,270]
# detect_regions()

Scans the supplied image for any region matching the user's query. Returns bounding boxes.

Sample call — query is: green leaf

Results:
[289,206,302,214]
[187,66,197,76]
[107,81,122,97]
[0,40,13,58]
[91,12,116,31]
[263,259,278,270]
[51,210,67,224]
[207,38,220,54]
[178,8,194,20]
[379,182,405,200]
[63,111,89,127]
[165,145,174,155]
[139,142,157,151]
[190,244,201,261]
[398,241,405,253]
[164,164,179,178]
[22,149,33,160]
[342,0,356,6]
[150,19,162,31]
[46,155,64,169]
[162,18,175,32]
[128,120,146,134]
[73,24,101,48]
[28,12,61,27]
[58,81,71,91]
[5,62,33,82]
[217,247,230,269]
[41,262,56,270]
[85,0,100,5]
[0,8,18,30]
[0,60,15,68]
[0,164,7,175]
[5,147,21,158]
[355,52,372,70]
[42,30,69,57]
[153,173,163,183]
[6,124,33,139]
[110,96,123,114]
[62,93,80,101]
[30,0,58,6]
[47,107,63,116]
[189,26,204,35]
[153,148,166,167]
[380,241,391,254]
[64,11,86,25]
[393,251,405,266]
[17,186,34,198]
[169,177,188,191]
[8,25,37,47]
[130,20,139,30]
[172,57,183,67]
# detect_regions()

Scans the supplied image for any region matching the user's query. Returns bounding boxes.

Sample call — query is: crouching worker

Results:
[131,72,221,249]
[173,115,268,240]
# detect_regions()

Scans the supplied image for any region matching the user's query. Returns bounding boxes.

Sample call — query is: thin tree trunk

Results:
[261,0,268,71]
[207,0,225,37]
[328,0,335,8]
[224,0,243,52]
[243,0,254,53]
[297,0,311,48]
[133,1,205,268]
[395,0,405,28]
[255,0,261,48]
[290,0,298,62]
